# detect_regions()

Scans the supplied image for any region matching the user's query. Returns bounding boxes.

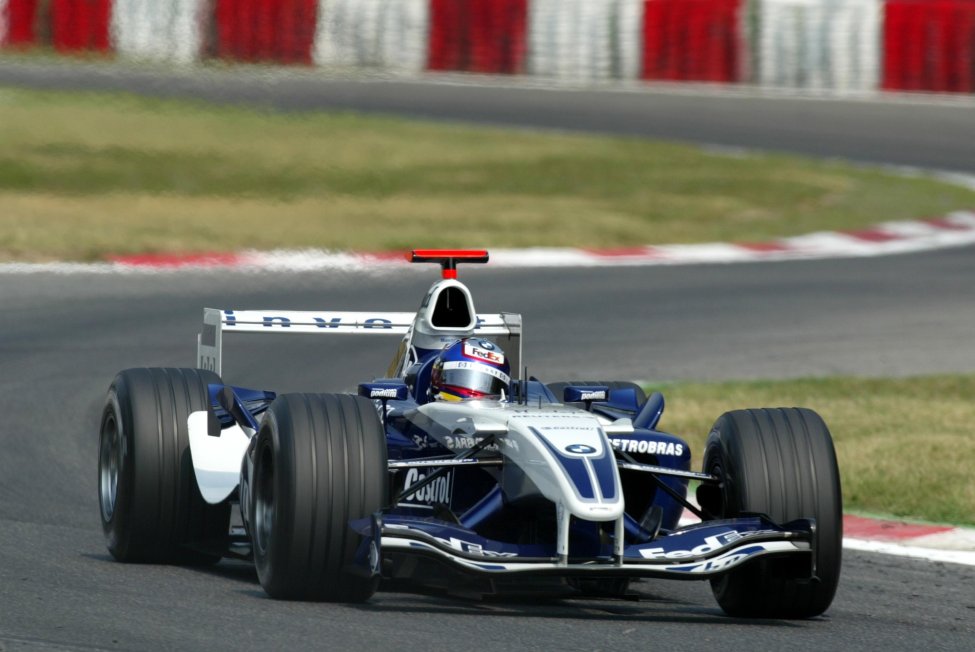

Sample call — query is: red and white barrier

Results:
[427,0,526,74]
[2,0,975,96]
[883,0,975,93]
[528,0,642,81]
[0,0,7,45]
[111,0,206,64]
[50,0,112,53]
[756,0,880,92]
[642,0,744,82]
[313,0,428,73]
[1,0,35,47]
[213,0,317,65]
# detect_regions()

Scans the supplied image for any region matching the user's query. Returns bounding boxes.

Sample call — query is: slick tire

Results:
[250,393,387,601]
[99,368,230,564]
[703,408,842,619]
[546,381,647,405]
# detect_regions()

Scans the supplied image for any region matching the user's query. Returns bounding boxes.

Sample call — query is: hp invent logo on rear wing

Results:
[222,310,404,330]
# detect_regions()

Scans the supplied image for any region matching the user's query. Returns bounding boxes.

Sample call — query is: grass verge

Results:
[1,86,974,261]
[650,374,975,527]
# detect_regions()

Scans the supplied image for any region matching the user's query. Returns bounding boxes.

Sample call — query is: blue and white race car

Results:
[98,250,842,618]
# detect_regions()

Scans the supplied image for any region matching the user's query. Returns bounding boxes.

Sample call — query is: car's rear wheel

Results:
[250,393,387,601]
[99,368,230,564]
[703,408,842,618]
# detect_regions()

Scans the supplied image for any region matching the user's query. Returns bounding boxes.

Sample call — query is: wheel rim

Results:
[99,412,121,522]
[254,443,274,556]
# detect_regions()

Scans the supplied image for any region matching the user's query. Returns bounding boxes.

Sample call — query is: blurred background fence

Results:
[1,0,973,94]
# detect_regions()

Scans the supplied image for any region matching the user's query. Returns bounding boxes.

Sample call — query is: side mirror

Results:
[563,386,610,411]
[358,382,409,401]
[358,382,410,428]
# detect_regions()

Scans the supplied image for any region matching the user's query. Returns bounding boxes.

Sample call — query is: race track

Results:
[3,252,975,650]
[1,58,974,173]
[2,59,974,650]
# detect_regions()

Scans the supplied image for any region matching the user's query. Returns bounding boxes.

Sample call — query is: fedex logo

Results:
[640,530,781,560]
[464,340,504,364]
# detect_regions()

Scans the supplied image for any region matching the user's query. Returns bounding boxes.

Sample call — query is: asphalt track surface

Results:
[1,58,974,173]
[4,254,975,651]
[2,60,975,650]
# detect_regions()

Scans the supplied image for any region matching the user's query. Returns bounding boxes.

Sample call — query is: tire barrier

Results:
[111,0,205,63]
[0,0,11,46]
[755,0,881,92]
[428,0,526,74]
[528,0,641,80]
[50,0,111,52]
[313,0,428,73]
[883,0,975,93]
[642,0,742,82]
[3,0,974,96]
[214,0,317,64]
[1,0,39,47]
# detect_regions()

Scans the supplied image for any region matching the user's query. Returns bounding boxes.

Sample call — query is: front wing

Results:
[355,515,815,581]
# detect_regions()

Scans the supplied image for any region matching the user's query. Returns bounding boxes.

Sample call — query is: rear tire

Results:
[99,368,230,564]
[250,393,387,601]
[703,408,842,618]
[547,380,647,405]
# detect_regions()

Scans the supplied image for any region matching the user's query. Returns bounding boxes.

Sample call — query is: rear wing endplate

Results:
[197,308,522,376]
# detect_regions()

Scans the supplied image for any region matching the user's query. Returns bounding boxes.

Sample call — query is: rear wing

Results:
[197,308,523,376]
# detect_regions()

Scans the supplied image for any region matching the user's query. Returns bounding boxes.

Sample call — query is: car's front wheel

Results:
[703,407,842,619]
[249,393,387,601]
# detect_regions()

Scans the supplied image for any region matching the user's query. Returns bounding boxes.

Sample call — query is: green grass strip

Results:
[649,374,975,527]
[1,86,974,261]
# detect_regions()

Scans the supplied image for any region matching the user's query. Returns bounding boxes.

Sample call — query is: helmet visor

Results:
[439,361,510,398]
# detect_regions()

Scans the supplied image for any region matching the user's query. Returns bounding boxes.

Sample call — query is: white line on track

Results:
[844,539,975,567]
[2,213,973,275]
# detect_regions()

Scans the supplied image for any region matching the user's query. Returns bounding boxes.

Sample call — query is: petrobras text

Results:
[610,438,685,457]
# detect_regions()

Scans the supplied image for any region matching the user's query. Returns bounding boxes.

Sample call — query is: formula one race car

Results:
[98,250,842,618]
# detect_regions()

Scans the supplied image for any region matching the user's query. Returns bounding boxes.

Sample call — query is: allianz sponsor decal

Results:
[402,468,453,505]
[610,438,684,456]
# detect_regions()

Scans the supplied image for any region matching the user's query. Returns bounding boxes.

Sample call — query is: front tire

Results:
[250,393,387,601]
[703,408,842,619]
[99,368,230,563]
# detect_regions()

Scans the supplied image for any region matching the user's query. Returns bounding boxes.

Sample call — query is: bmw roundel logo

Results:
[565,444,596,455]
[478,339,495,350]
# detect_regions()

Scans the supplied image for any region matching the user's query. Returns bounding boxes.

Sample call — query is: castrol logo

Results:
[402,468,454,505]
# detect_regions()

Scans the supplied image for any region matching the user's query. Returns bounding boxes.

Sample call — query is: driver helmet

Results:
[430,338,511,402]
